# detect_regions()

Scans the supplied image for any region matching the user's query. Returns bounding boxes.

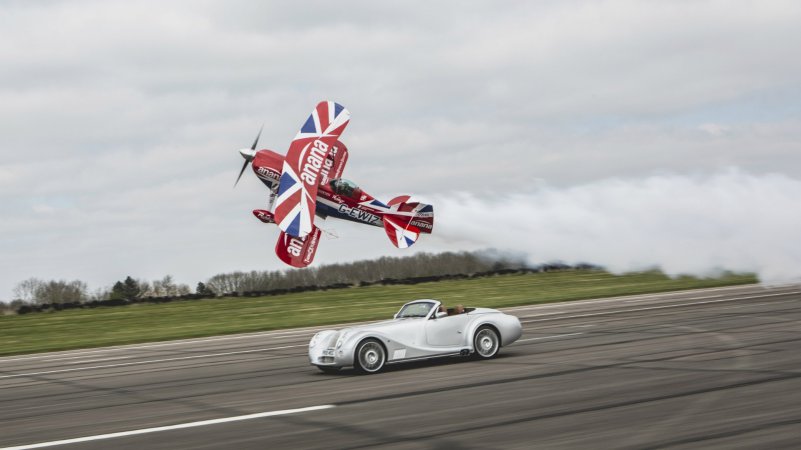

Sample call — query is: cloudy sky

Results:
[1,0,800,299]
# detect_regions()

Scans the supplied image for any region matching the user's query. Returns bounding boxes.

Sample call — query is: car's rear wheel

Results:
[473,326,500,359]
[354,338,386,374]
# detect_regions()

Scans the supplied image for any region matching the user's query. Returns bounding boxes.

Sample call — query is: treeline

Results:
[6,275,194,305]
[204,251,531,294]
[2,251,590,315]
[2,274,203,315]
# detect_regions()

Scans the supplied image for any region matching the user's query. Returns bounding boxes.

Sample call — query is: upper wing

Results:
[321,140,349,185]
[274,101,350,238]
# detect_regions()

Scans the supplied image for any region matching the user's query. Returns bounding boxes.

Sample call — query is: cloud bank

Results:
[431,170,801,283]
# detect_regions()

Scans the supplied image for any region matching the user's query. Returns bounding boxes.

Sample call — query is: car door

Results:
[424,314,469,347]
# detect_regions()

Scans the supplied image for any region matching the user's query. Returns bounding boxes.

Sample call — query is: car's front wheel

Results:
[473,326,500,359]
[354,338,386,374]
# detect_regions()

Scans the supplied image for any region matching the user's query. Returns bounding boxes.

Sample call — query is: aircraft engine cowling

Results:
[251,150,284,191]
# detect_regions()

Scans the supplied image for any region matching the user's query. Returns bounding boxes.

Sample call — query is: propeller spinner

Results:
[234,125,263,187]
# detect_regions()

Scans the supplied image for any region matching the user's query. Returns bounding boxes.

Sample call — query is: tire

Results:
[473,326,500,359]
[317,366,340,374]
[354,338,386,374]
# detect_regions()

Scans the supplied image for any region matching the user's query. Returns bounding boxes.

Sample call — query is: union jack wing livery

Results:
[383,216,421,249]
[274,101,351,238]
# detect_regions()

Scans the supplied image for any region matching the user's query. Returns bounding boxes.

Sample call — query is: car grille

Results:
[318,356,335,364]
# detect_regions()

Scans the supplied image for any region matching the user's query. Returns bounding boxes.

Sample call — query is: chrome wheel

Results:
[474,327,500,359]
[356,339,386,373]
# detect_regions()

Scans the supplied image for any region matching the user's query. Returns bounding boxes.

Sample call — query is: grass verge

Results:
[0,270,756,356]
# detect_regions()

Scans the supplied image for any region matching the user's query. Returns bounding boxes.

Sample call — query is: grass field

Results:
[0,270,757,357]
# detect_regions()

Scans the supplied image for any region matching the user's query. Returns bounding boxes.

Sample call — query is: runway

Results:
[2,284,800,449]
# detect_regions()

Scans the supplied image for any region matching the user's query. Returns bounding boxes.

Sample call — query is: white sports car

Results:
[308,299,522,373]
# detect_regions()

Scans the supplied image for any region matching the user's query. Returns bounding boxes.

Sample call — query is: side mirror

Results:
[435,311,447,319]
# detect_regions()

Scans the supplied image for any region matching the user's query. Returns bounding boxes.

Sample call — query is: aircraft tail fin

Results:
[383,216,421,249]
[387,199,434,234]
[387,195,411,206]
[382,199,434,248]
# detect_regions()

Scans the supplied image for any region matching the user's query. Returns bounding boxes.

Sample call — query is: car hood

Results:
[337,318,420,336]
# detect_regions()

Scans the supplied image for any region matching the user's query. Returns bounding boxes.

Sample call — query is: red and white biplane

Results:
[234,101,434,268]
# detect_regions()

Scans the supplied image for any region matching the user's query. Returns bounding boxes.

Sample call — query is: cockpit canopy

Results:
[329,178,359,197]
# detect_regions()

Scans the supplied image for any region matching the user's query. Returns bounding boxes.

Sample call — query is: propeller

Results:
[234,125,263,187]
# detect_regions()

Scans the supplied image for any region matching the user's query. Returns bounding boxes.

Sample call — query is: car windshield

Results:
[396,302,436,318]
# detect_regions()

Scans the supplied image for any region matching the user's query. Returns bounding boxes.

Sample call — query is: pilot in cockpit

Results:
[330,178,357,197]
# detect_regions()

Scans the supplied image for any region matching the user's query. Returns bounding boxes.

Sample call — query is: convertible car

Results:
[308,299,522,373]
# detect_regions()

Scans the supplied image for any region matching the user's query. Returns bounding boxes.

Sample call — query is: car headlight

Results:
[335,331,350,349]
[309,332,320,348]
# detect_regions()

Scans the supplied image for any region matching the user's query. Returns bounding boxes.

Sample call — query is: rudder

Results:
[382,200,434,248]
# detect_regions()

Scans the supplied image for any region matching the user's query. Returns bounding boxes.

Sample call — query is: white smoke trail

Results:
[431,170,801,283]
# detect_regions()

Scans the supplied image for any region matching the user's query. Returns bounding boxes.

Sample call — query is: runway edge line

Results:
[0,405,336,450]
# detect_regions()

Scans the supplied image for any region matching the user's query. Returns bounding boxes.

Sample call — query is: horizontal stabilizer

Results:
[252,209,275,224]
[405,202,434,234]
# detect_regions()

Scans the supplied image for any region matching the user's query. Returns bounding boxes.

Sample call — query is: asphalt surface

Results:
[1,284,800,450]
